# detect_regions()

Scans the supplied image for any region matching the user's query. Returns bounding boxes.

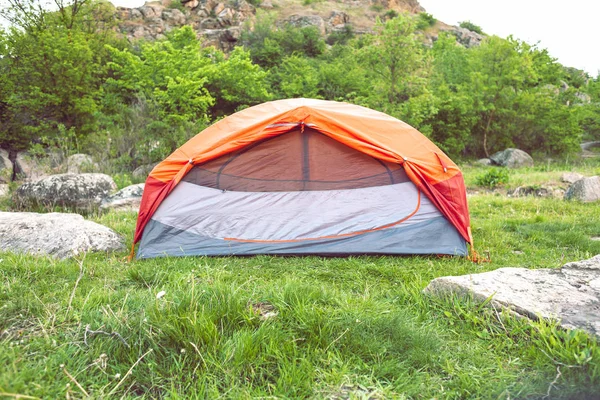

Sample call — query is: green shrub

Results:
[416,12,436,29]
[475,168,510,188]
[384,10,398,20]
[459,20,483,34]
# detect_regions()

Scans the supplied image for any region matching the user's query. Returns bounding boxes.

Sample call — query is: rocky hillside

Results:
[115,0,483,51]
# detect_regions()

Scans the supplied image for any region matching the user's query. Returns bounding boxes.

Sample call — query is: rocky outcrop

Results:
[0,212,125,259]
[15,174,117,210]
[117,0,256,50]
[114,0,449,51]
[100,183,144,212]
[564,176,600,202]
[424,255,600,338]
[489,148,534,168]
[67,154,98,174]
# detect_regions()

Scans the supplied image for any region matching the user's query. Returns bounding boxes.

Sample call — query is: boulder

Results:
[100,183,144,212]
[564,176,600,202]
[162,8,187,26]
[489,148,534,168]
[67,154,97,174]
[561,172,584,184]
[0,212,125,259]
[14,152,50,181]
[0,151,12,183]
[286,15,326,36]
[15,173,117,210]
[132,163,158,180]
[476,158,493,166]
[424,255,600,338]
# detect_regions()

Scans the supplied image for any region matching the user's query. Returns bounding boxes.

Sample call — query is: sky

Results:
[419,0,599,76]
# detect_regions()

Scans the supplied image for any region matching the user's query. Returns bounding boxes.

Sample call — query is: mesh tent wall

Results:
[133,99,473,258]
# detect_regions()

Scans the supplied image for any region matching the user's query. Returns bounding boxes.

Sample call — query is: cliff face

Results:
[115,0,481,50]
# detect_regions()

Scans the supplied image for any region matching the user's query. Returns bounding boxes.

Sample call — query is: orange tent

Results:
[133,98,472,258]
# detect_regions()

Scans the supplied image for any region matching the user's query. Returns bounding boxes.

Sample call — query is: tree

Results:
[357,14,429,112]
[0,0,120,152]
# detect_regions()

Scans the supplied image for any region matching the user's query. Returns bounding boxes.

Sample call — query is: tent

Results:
[133,98,473,259]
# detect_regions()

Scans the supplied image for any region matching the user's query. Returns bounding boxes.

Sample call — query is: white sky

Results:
[419,0,599,76]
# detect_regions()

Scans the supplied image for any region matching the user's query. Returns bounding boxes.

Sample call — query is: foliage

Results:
[474,167,510,188]
[459,20,483,34]
[0,4,595,171]
[415,12,436,30]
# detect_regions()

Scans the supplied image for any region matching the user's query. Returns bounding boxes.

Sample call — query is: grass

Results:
[1,164,600,398]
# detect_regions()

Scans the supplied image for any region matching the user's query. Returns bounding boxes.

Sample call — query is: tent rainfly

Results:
[132,98,473,259]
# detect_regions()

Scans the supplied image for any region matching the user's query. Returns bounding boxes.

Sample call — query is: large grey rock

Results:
[561,172,584,184]
[67,154,97,174]
[490,148,534,168]
[476,158,493,166]
[100,183,144,212]
[0,151,12,183]
[424,255,600,337]
[15,173,117,210]
[0,212,125,259]
[564,176,600,202]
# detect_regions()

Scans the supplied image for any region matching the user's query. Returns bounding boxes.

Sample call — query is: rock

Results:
[100,183,144,212]
[259,0,273,9]
[0,212,125,259]
[14,152,51,181]
[489,148,534,168]
[0,152,13,183]
[184,0,199,9]
[162,8,187,26]
[0,184,9,197]
[424,255,600,338]
[446,26,483,48]
[213,2,225,15]
[476,158,493,166]
[511,185,554,198]
[561,172,584,184]
[286,15,326,36]
[328,11,349,27]
[581,141,600,152]
[574,91,591,104]
[67,154,97,174]
[15,173,117,210]
[564,176,600,202]
[132,163,158,180]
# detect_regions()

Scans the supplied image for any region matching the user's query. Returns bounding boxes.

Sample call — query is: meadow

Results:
[1,162,600,399]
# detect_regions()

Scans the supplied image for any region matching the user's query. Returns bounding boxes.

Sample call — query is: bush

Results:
[459,20,483,34]
[416,12,436,30]
[475,168,510,188]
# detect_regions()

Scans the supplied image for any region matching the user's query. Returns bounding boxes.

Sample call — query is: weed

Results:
[475,167,510,188]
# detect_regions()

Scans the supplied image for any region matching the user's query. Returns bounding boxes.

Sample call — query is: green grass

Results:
[1,166,600,398]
